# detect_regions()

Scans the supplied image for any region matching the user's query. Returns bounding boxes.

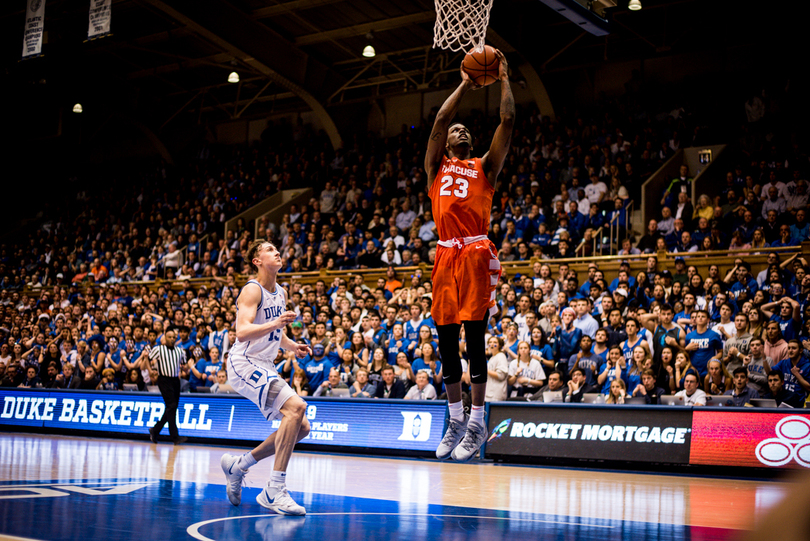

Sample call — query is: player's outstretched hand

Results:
[493,48,508,81]
[459,61,482,90]
[293,342,312,359]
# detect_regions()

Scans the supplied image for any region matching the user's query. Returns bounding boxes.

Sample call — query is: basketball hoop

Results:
[433,0,494,53]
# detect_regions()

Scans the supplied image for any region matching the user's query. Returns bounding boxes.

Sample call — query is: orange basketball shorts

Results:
[431,238,501,326]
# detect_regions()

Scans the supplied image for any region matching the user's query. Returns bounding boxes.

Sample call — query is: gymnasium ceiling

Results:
[0,0,794,137]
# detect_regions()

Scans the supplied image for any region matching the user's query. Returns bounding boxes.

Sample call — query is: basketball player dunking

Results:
[427,50,514,461]
[220,240,312,515]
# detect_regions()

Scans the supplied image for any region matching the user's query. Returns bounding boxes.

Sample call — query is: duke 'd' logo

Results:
[755,416,810,468]
[398,412,432,442]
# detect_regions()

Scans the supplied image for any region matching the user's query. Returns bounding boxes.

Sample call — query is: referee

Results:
[148,329,187,445]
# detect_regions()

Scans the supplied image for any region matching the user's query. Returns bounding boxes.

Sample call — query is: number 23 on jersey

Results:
[438,175,469,198]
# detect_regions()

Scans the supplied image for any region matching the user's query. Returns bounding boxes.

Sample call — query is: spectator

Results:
[210,370,230,393]
[770,339,810,402]
[373,365,405,399]
[393,352,415,389]
[722,367,760,406]
[350,368,376,398]
[703,359,732,395]
[605,378,627,404]
[291,369,311,397]
[670,350,698,393]
[527,370,568,402]
[764,321,789,365]
[122,366,145,391]
[18,366,41,388]
[632,368,668,404]
[412,343,442,392]
[302,343,335,390]
[313,367,349,397]
[98,368,118,391]
[485,336,509,402]
[404,371,437,400]
[684,310,723,376]
[79,365,99,390]
[743,337,772,394]
[508,341,546,398]
[597,345,625,394]
[674,373,706,405]
[761,186,788,220]
[565,367,599,403]
[584,173,607,206]
[762,371,804,408]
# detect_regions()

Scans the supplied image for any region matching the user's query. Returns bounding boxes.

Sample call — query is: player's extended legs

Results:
[251,410,311,463]
[221,395,310,513]
[436,323,467,460]
[451,314,490,462]
[437,323,462,404]
[463,315,489,409]
[265,396,309,471]
[255,396,309,515]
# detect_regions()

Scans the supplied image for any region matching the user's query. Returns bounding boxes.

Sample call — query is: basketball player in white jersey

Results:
[220,239,312,516]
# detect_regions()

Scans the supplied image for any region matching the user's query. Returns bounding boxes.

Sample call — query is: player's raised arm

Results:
[482,49,515,187]
[235,283,296,342]
[425,66,477,187]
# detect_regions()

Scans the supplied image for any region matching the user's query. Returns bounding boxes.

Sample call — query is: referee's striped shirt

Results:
[148,344,186,378]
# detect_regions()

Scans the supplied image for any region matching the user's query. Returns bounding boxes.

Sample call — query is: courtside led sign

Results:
[485,403,693,464]
[0,389,445,453]
[690,411,810,469]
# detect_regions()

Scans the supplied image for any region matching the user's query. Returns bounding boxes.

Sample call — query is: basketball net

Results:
[433,0,494,53]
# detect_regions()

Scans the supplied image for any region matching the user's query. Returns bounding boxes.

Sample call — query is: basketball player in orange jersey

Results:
[426,50,514,462]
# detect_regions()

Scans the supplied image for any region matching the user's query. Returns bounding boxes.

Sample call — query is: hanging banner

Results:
[22,0,46,58]
[88,0,111,39]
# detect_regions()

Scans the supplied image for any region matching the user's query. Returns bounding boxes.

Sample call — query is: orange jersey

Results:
[428,156,494,239]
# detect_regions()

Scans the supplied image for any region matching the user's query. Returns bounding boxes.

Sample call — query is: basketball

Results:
[462,45,500,87]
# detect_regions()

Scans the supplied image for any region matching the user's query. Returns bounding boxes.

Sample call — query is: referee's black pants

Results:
[155,376,181,438]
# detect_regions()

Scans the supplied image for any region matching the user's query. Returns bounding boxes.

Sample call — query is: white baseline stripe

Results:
[0,480,158,489]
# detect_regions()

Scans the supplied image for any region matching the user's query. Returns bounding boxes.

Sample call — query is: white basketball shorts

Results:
[227,353,297,421]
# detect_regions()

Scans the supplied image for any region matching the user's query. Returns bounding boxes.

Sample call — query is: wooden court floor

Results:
[0,432,793,541]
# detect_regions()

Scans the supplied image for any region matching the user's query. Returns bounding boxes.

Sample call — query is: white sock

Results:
[448,401,464,422]
[269,470,287,488]
[238,452,257,471]
[470,405,485,427]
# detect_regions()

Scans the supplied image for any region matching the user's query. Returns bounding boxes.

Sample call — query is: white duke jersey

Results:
[231,280,287,363]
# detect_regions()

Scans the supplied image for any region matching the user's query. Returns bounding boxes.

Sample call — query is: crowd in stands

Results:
[1,98,809,409]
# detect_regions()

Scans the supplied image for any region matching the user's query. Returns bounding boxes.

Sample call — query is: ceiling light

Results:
[363,31,376,58]
[628,0,641,10]
[72,103,83,113]
[228,71,240,83]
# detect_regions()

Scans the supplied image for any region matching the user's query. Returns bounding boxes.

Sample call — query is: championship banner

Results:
[88,0,111,39]
[690,410,810,469]
[0,388,446,454]
[485,403,693,464]
[22,0,46,58]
